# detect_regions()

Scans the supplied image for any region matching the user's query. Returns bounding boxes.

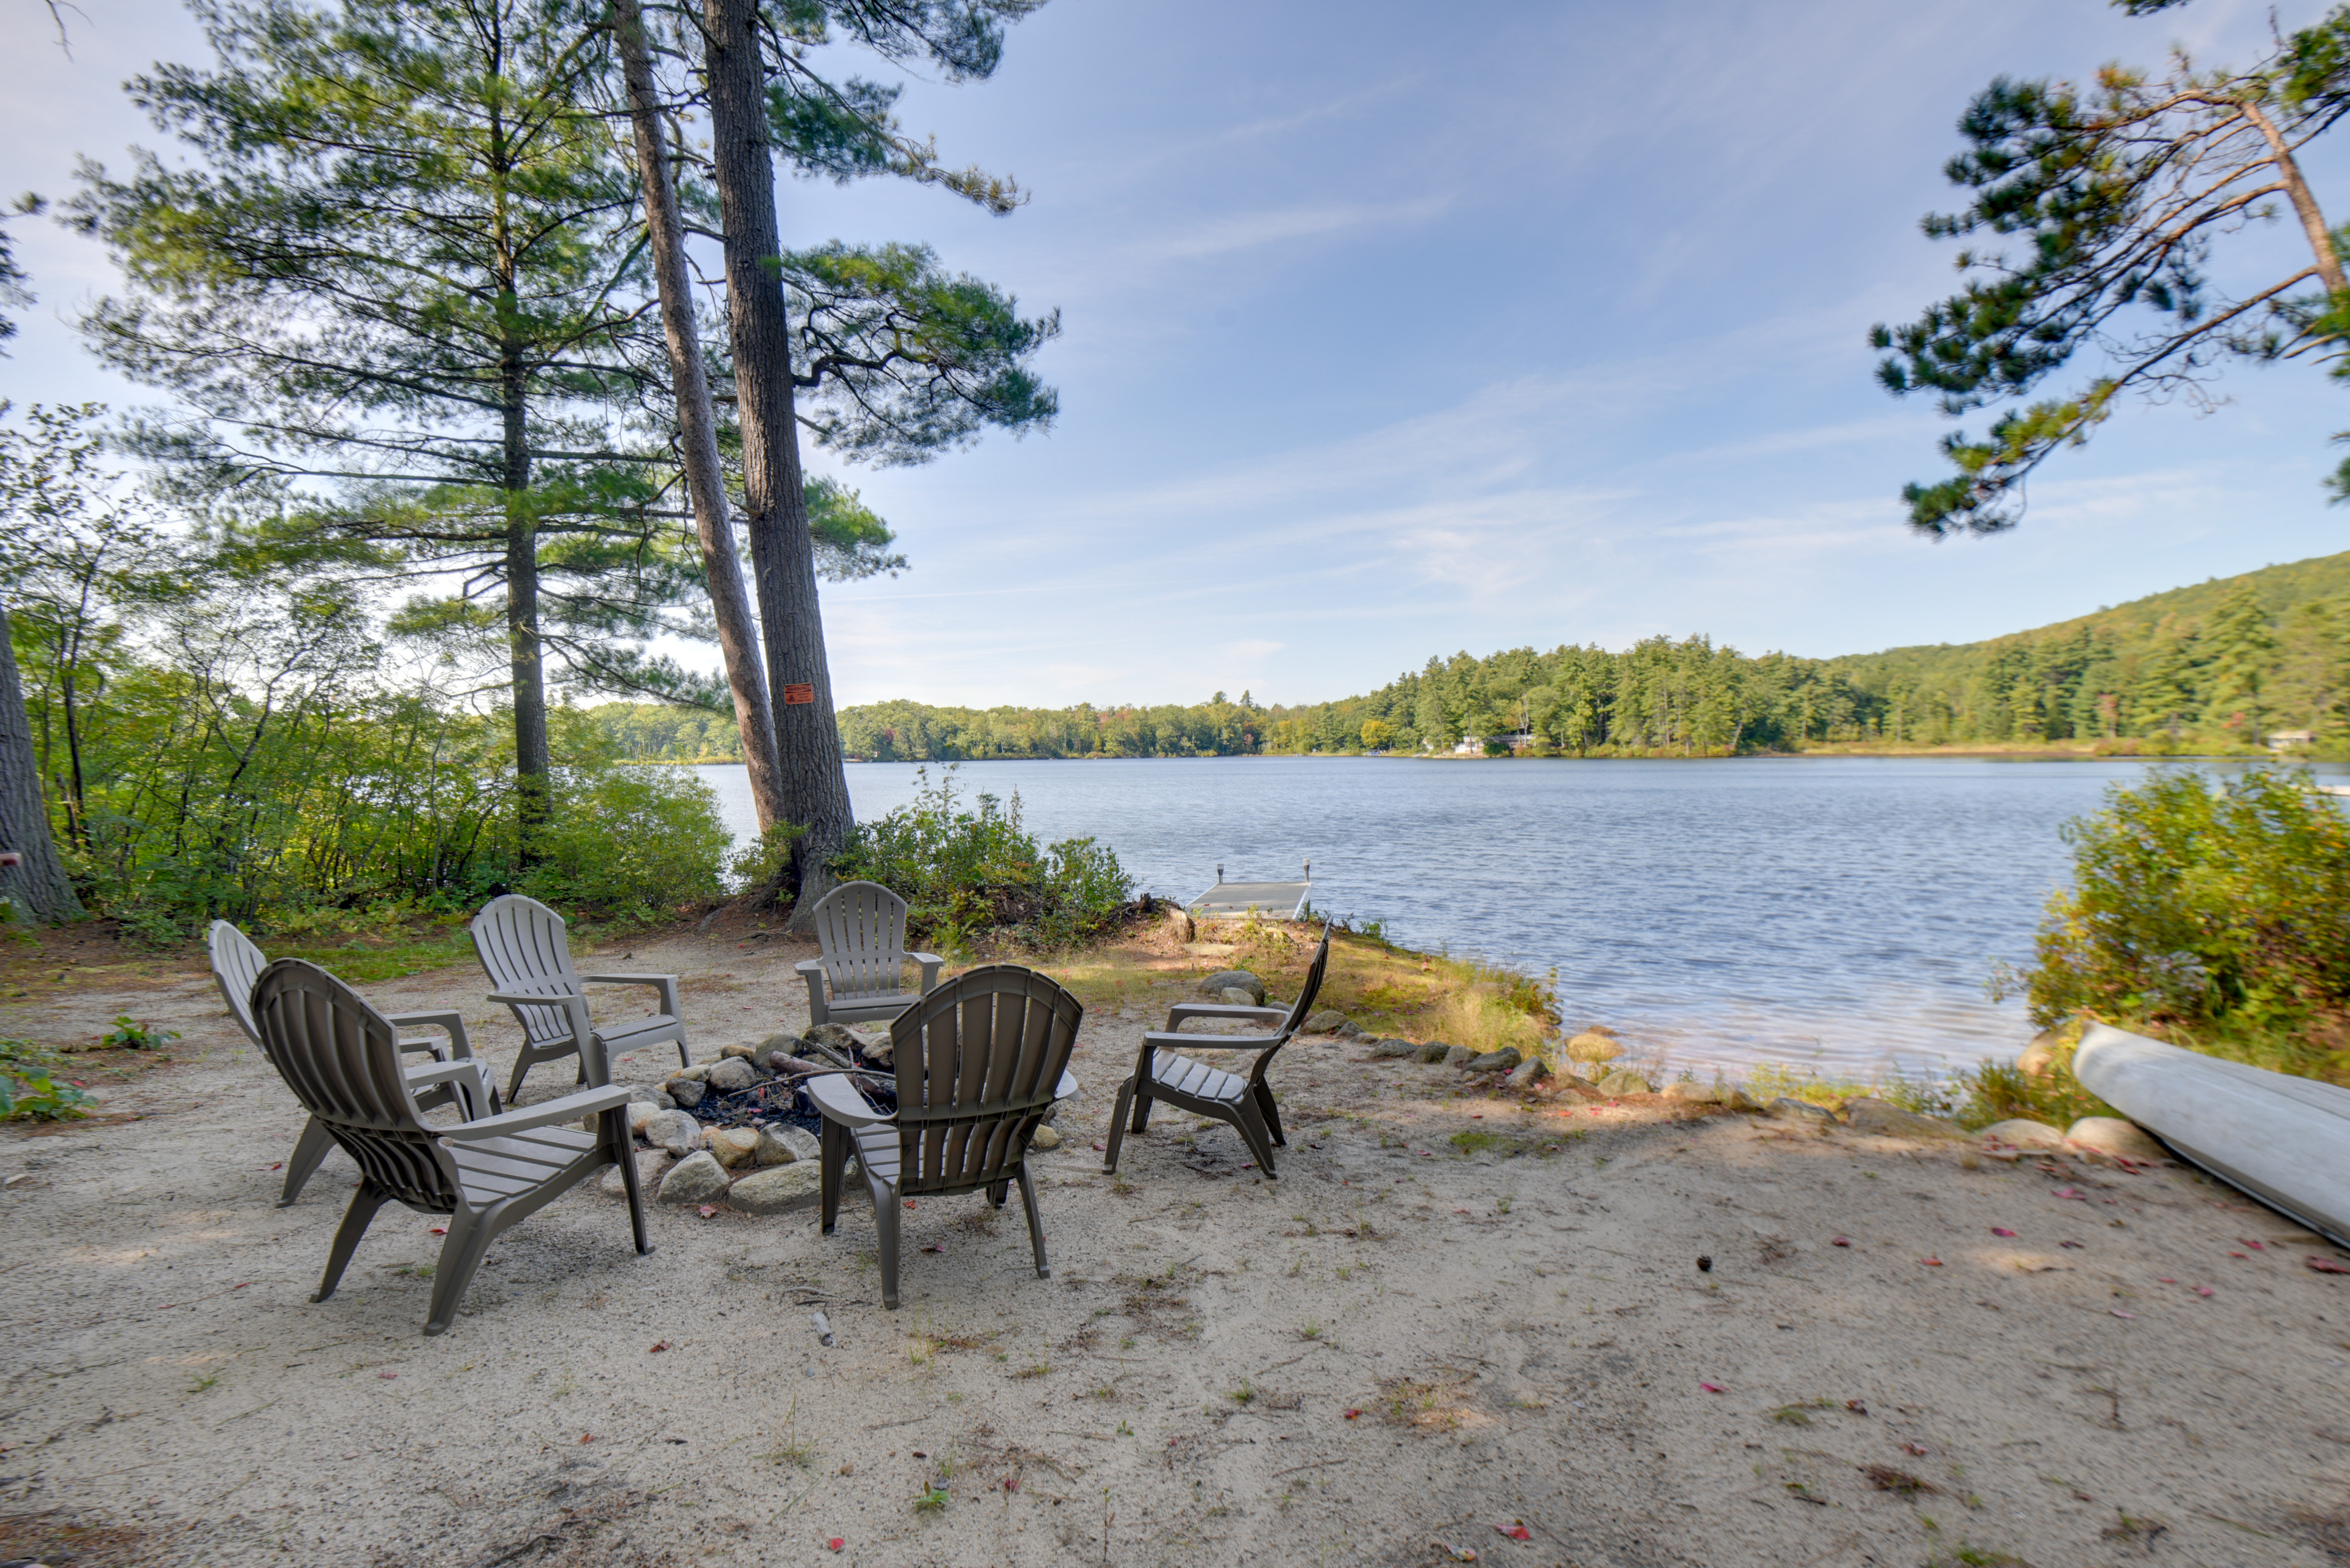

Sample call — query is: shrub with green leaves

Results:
[516,762,731,923]
[2026,767,2350,1083]
[1,1038,93,1121]
[833,766,1135,951]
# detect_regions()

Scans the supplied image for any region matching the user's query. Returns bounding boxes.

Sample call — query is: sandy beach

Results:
[4,926,2349,1567]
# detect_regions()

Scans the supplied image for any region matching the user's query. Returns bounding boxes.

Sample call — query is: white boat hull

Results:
[2074,1021,2350,1247]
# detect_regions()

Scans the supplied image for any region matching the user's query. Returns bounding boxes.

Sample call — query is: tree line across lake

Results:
[591,549,2350,761]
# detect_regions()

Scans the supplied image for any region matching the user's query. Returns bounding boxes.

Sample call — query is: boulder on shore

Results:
[1503,1058,1548,1091]
[1304,1010,1347,1035]
[1597,1069,1652,1096]
[1364,1038,1417,1059]
[663,1077,706,1110]
[1843,1098,1964,1139]
[1442,1045,1476,1068]
[1464,1047,1523,1074]
[706,1057,759,1094]
[1979,1117,2067,1149]
[1334,1020,1366,1041]
[1767,1097,1836,1128]
[1200,970,1267,1005]
[2018,1033,2066,1079]
[1664,1080,1723,1106]
[2068,1115,2166,1161]
[1413,1041,1452,1065]
[1565,1030,1624,1068]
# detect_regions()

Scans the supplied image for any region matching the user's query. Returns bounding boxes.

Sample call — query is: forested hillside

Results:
[588,550,2350,760]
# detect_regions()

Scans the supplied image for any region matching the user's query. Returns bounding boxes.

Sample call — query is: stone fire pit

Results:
[605,1023,899,1215]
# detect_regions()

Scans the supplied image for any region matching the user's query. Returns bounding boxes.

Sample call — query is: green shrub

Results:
[834,766,1136,951]
[1,1038,93,1121]
[2026,766,2350,1085]
[518,761,731,922]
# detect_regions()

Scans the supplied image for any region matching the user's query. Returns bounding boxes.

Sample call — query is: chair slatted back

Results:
[471,895,586,1047]
[888,965,1081,1196]
[208,919,268,1046]
[1274,924,1334,1042]
[251,959,459,1213]
[814,880,915,1001]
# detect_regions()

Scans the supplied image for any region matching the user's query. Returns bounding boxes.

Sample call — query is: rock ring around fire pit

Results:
[604,1026,928,1215]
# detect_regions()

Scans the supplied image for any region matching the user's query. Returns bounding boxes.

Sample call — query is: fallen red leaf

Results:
[698,1205,717,1218]
[2157,1277,2175,1284]
[379,1371,398,1379]
[2243,1240,2267,1251]
[1845,1400,1868,1415]
[1699,1381,1725,1393]
[649,1340,670,1352]
[2110,1309,2136,1319]
[1901,1442,1928,1456]
[1343,1408,1362,1420]
[429,1226,447,1235]
[2309,1256,2350,1275]
[1830,1236,1851,1248]
[1990,1228,2017,1238]
[580,1434,595,1444]
[1494,1523,1532,1540]
[921,1243,946,1254]
[2052,1187,2085,1200]
[2230,1251,2249,1259]
[2196,1286,2215,1297]
[828,1539,844,1552]
[268,1162,284,1171]
[1919,1257,1943,1267]
[1092,1142,1105,1151]
[232,1282,249,1291]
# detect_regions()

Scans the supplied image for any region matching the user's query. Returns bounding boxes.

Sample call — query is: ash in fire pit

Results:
[638,1024,896,1150]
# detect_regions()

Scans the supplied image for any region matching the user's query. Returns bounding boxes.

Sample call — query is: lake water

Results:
[685,756,2337,1084]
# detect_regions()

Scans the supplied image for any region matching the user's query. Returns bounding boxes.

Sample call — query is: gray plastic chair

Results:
[249,957,651,1336]
[795,880,943,1027]
[1104,922,1331,1180]
[208,920,497,1206]
[807,964,1081,1309]
[470,894,690,1103]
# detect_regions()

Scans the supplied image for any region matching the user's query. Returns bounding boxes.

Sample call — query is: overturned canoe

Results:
[2074,1021,2350,1248]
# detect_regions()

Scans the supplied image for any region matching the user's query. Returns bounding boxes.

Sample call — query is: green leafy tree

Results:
[74,0,688,853]
[693,0,1056,918]
[2198,583,2279,736]
[1874,0,2350,535]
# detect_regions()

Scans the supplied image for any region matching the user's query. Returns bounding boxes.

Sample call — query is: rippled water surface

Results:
[686,756,2321,1081]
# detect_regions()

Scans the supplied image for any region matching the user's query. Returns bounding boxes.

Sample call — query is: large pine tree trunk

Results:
[501,353,551,859]
[703,0,855,920]
[611,0,787,834]
[0,602,83,924]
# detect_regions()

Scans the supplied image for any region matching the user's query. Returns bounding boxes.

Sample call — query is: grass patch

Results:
[1447,1129,1528,1157]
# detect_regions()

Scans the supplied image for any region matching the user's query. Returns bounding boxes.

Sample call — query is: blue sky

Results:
[8,0,2350,707]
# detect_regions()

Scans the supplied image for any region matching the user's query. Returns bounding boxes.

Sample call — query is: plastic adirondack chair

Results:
[1104,922,1332,1181]
[806,965,1081,1309]
[249,957,652,1336]
[209,921,499,1207]
[795,880,943,1028]
[470,895,690,1104]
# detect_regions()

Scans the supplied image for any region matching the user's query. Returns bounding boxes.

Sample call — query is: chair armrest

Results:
[1143,1028,1283,1052]
[1055,1068,1079,1102]
[385,1009,474,1060]
[404,1060,486,1088]
[436,1084,630,1139]
[1165,1001,1289,1029]
[580,971,681,1016]
[912,953,944,991]
[794,958,826,976]
[804,1071,892,1129]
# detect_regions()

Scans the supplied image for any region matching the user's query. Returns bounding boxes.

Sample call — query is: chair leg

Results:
[820,1120,848,1236]
[988,1180,1009,1208]
[1130,1083,1155,1135]
[279,1117,337,1207]
[674,1035,692,1071]
[606,1109,653,1257]
[312,1178,388,1303]
[1255,1080,1287,1148]
[875,1183,902,1310]
[1233,1101,1280,1179]
[1015,1162,1049,1279]
[1103,1076,1136,1174]
[423,1205,496,1336]
[505,1052,532,1109]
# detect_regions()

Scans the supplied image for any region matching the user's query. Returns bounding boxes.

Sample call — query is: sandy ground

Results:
[5,929,2350,1568]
